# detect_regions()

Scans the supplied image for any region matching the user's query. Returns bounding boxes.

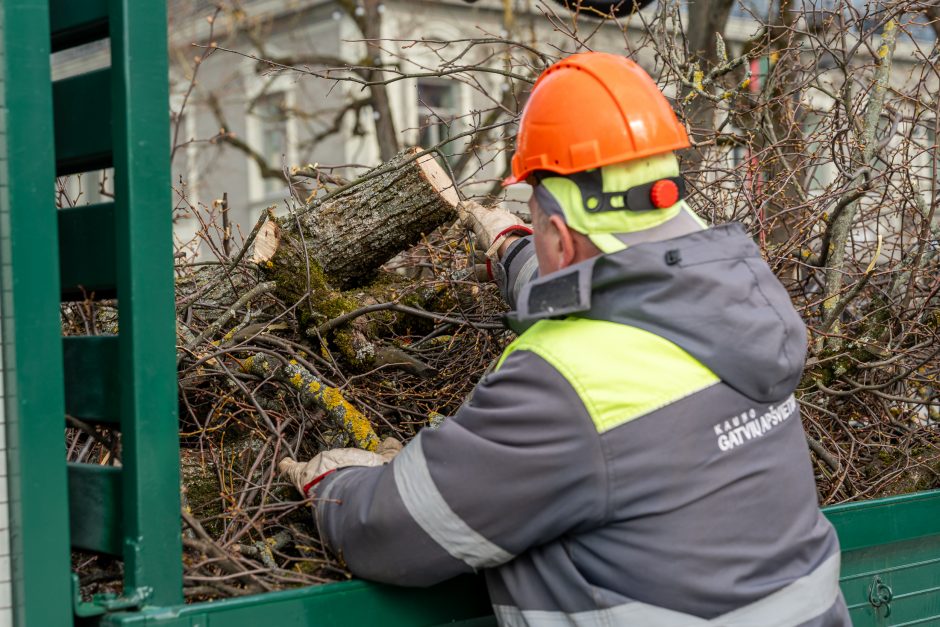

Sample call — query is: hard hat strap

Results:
[564,170,686,214]
[532,154,685,243]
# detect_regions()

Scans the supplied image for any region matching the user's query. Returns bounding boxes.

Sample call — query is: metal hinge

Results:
[72,573,153,618]
[868,574,893,618]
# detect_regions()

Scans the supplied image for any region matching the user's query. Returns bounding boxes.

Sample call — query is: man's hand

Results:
[457,200,531,261]
[279,437,402,497]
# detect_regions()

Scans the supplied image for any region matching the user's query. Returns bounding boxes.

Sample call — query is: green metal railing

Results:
[2,0,181,623]
[0,1,939,625]
[0,1,73,625]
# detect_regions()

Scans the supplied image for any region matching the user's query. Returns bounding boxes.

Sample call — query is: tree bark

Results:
[251,148,460,299]
[821,19,898,352]
[680,0,735,175]
[339,0,401,161]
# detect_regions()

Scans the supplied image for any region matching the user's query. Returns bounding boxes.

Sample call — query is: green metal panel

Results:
[102,575,495,627]
[59,202,117,299]
[69,463,123,555]
[63,335,119,423]
[0,0,74,625]
[826,490,940,625]
[826,490,940,551]
[108,0,183,606]
[49,0,108,52]
[840,536,940,625]
[53,69,112,176]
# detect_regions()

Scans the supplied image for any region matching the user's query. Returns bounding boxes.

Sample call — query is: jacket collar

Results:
[508,223,750,327]
[507,223,807,402]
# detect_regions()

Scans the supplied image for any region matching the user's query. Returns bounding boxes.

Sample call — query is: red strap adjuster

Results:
[302,469,338,498]
[485,225,533,280]
[650,179,680,209]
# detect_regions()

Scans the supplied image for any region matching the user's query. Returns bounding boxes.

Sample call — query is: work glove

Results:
[457,200,532,260]
[279,437,403,497]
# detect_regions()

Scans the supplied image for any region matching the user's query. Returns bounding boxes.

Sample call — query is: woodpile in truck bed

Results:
[170,149,511,599]
[69,148,511,601]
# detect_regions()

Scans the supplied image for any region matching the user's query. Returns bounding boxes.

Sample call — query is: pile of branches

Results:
[172,248,505,599]
[186,0,940,509]
[67,149,512,600]
[170,154,510,599]
[64,0,940,604]
[652,0,940,505]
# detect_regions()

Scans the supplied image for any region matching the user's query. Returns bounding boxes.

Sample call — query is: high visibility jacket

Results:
[314,223,850,626]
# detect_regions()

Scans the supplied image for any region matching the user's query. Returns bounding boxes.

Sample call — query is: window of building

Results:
[731,144,748,169]
[911,119,937,188]
[253,91,290,198]
[417,79,461,169]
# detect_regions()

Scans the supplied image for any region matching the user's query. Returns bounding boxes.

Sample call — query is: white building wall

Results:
[0,300,10,627]
[0,6,13,619]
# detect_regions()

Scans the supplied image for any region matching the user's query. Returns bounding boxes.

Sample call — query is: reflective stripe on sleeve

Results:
[493,551,841,627]
[393,433,514,569]
[511,254,540,307]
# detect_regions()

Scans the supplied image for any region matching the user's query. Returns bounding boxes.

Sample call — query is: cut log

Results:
[251,147,459,300]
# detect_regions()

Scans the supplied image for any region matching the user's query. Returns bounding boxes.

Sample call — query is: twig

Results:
[66,415,120,462]
[820,18,899,349]
[181,509,267,593]
[185,281,276,351]
[171,7,221,162]
[315,301,504,335]
[806,435,842,474]
[177,207,275,310]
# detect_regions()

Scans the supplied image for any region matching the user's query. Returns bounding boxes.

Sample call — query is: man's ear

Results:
[549,215,578,269]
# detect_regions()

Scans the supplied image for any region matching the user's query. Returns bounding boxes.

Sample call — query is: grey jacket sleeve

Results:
[493,235,539,309]
[313,349,607,587]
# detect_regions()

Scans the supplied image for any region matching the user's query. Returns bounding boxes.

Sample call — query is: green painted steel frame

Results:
[102,574,495,627]
[1,0,183,623]
[49,0,108,52]
[0,1,74,625]
[825,489,940,551]
[108,0,182,605]
[828,490,940,625]
[59,203,117,299]
[53,68,113,176]
[69,462,123,555]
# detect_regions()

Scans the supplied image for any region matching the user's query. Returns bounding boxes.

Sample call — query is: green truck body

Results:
[0,1,936,625]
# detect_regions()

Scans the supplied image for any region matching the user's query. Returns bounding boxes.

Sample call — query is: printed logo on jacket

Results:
[714,395,797,452]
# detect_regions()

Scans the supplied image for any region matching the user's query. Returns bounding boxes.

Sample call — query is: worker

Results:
[279,52,850,626]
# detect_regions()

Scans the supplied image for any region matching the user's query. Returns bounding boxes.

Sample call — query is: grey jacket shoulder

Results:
[506,224,808,402]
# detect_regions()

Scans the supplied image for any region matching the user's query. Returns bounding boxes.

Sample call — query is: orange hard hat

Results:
[504,52,689,186]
